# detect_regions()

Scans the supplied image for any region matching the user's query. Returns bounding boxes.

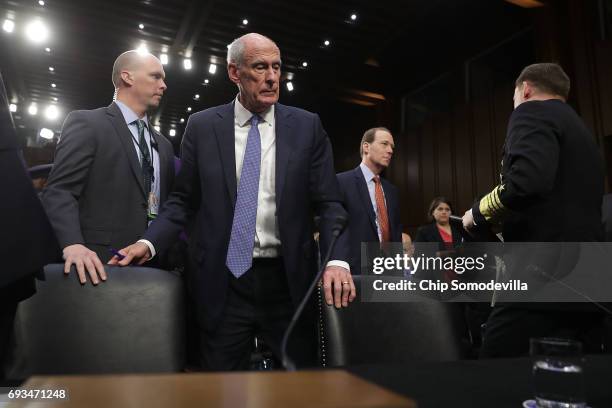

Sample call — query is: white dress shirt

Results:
[114,99,160,209]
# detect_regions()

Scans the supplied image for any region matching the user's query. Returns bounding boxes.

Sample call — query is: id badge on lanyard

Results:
[147,191,159,224]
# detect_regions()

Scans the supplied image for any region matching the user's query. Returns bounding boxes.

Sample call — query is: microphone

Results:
[281,214,348,371]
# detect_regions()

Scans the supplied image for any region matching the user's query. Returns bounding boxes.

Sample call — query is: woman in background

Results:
[414,196,463,247]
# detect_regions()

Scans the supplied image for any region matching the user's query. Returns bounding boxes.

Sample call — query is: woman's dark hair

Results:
[427,196,452,222]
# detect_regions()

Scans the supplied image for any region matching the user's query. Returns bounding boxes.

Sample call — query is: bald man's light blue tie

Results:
[226,115,261,278]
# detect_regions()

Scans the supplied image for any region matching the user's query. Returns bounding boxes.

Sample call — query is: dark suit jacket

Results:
[336,166,402,274]
[42,102,175,262]
[0,72,57,299]
[414,222,464,247]
[472,99,604,242]
[144,101,347,329]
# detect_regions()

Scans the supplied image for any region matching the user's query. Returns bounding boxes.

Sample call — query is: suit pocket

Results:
[82,229,112,246]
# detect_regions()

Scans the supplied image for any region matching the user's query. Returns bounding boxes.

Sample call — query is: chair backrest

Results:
[318,275,469,367]
[10,264,185,377]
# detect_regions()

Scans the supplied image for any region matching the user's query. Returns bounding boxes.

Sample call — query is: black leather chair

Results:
[10,264,185,377]
[318,275,470,367]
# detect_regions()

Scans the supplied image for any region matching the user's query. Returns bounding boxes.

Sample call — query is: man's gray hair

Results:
[226,33,278,67]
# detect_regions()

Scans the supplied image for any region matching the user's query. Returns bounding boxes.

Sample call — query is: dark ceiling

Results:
[0,0,531,147]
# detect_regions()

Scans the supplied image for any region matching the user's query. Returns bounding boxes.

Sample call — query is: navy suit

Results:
[144,101,347,335]
[336,166,402,274]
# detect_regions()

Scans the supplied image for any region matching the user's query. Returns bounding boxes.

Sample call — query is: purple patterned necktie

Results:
[226,115,261,278]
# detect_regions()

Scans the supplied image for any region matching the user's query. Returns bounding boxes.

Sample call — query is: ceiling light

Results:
[40,128,54,139]
[242,19,248,25]
[160,53,168,65]
[28,103,38,115]
[2,19,15,33]
[183,58,192,70]
[52,97,58,101]
[138,23,144,30]
[187,107,192,112]
[44,105,59,120]
[350,13,357,21]
[324,40,330,46]
[180,118,185,123]
[50,83,56,88]
[286,81,294,92]
[136,43,149,55]
[302,61,308,67]
[154,125,160,132]
[48,66,54,71]
[38,0,45,5]
[25,20,49,43]
[169,129,176,137]
[204,79,209,84]
[208,63,217,74]
[194,94,200,100]
[9,103,17,112]
[45,47,51,52]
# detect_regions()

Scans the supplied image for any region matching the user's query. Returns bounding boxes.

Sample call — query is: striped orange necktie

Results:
[373,175,390,242]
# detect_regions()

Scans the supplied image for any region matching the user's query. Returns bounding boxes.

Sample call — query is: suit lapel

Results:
[106,102,146,198]
[354,167,378,237]
[274,104,292,209]
[213,102,237,204]
[151,128,170,202]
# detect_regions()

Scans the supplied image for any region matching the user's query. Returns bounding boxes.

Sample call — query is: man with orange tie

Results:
[337,127,402,274]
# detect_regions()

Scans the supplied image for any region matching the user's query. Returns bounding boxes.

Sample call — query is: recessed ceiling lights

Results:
[183,58,192,70]
[350,13,357,21]
[40,128,54,139]
[138,23,144,30]
[324,40,330,46]
[204,79,209,84]
[154,125,161,132]
[187,107,192,112]
[286,81,294,92]
[44,105,59,120]
[136,43,149,55]
[208,64,217,74]
[25,19,49,43]
[302,61,308,67]
[45,47,51,52]
[48,66,54,71]
[50,83,56,88]
[2,19,15,33]
[28,103,38,115]
[38,0,45,6]
[160,53,168,65]
[180,118,185,123]
[9,103,17,112]
[194,94,200,100]
[169,129,176,137]
[242,19,248,25]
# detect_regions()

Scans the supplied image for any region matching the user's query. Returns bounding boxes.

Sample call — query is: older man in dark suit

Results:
[112,33,355,370]
[336,127,402,274]
[42,51,175,285]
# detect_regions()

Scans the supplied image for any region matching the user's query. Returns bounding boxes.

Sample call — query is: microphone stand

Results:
[281,215,347,371]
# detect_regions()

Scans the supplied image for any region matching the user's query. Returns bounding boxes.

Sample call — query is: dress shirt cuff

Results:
[327,260,350,272]
[137,239,156,259]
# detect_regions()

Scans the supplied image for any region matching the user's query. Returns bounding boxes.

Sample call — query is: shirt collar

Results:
[360,162,376,182]
[234,96,274,127]
[115,99,149,128]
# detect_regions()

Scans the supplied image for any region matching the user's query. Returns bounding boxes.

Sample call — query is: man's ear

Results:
[522,81,534,100]
[362,142,370,156]
[120,70,133,87]
[227,63,240,85]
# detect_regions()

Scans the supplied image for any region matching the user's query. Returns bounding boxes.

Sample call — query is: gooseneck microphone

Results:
[281,214,348,371]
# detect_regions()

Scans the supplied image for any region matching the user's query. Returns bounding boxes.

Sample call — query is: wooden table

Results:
[8,370,415,408]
